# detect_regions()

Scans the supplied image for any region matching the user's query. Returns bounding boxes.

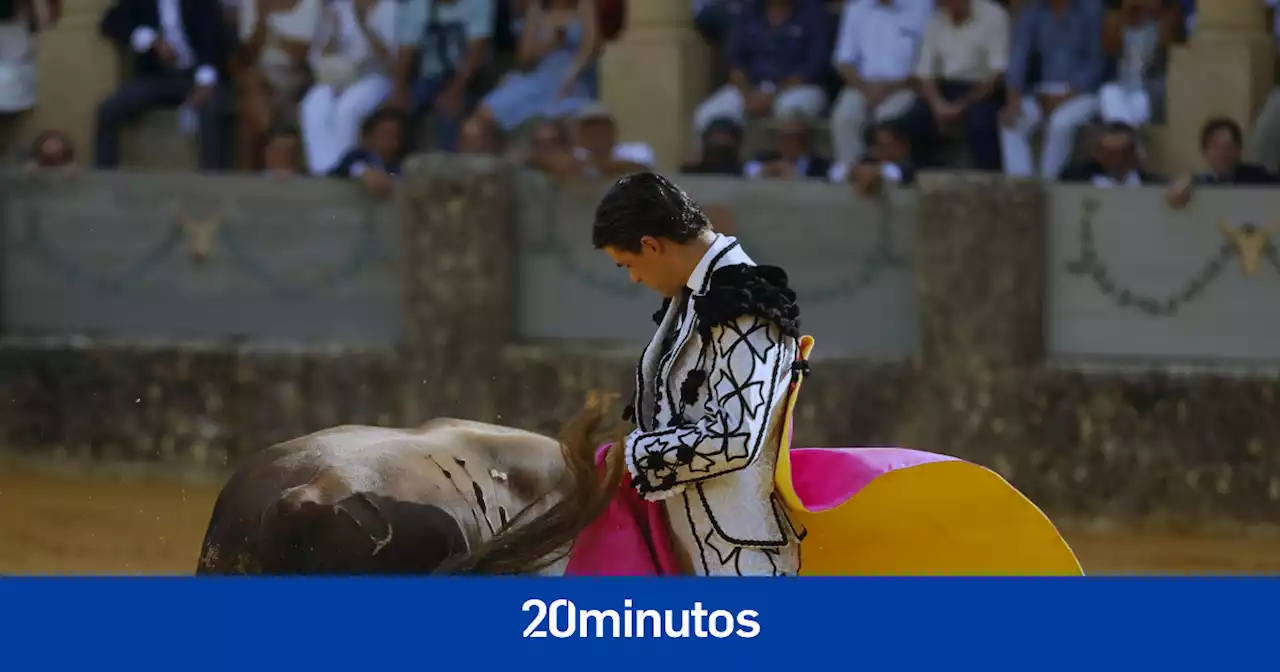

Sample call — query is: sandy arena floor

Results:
[3,467,1280,575]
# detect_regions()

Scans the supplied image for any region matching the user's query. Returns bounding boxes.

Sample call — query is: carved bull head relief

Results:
[1218,219,1274,277]
[175,204,225,264]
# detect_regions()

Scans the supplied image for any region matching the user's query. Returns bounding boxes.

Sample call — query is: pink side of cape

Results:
[563,444,958,576]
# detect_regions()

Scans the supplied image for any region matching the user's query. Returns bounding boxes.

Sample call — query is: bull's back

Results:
[195,419,567,574]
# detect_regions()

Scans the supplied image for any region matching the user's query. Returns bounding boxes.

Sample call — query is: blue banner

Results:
[0,578,1273,670]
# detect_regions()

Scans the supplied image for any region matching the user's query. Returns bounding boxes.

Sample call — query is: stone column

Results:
[1165,0,1273,173]
[398,154,516,424]
[23,0,123,162]
[599,0,710,171]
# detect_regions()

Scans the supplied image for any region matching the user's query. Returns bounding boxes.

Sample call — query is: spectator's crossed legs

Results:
[94,74,233,171]
[830,86,916,164]
[999,93,1099,179]
[691,84,828,135]
[300,74,393,175]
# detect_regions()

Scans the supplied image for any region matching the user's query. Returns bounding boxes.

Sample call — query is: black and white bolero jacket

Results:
[622,234,803,546]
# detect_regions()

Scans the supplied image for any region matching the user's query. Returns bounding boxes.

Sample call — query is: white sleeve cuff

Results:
[130,27,158,53]
[351,162,367,177]
[743,160,764,179]
[195,66,218,87]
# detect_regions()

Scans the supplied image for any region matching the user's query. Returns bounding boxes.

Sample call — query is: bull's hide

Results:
[196,419,570,575]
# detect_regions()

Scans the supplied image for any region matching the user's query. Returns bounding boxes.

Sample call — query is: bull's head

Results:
[176,205,224,264]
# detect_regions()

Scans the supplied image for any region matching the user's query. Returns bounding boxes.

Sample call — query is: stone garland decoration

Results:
[523,191,911,303]
[8,186,390,299]
[1064,197,1280,317]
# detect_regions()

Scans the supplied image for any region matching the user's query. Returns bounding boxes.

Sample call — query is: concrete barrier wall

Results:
[0,170,403,345]
[513,173,918,359]
[1,159,1279,527]
[1048,185,1280,368]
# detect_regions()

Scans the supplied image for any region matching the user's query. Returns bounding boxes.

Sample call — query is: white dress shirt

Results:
[130,0,218,86]
[914,0,1009,83]
[1091,170,1143,188]
[833,0,932,81]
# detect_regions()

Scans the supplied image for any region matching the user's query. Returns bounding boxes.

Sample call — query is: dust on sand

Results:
[4,468,1280,575]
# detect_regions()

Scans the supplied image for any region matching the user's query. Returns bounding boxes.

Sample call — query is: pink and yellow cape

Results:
[565,336,1084,576]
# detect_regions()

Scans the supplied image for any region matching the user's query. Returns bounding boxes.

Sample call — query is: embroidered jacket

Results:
[622,234,802,547]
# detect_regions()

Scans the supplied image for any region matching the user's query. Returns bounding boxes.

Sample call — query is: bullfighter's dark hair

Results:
[591,172,710,253]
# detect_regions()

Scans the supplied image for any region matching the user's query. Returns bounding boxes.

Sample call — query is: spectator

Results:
[691,0,830,135]
[458,115,502,153]
[681,117,746,176]
[693,0,750,45]
[261,121,303,178]
[0,0,56,114]
[390,0,494,152]
[329,108,406,198]
[524,117,580,178]
[1167,118,1279,208]
[743,114,833,180]
[96,0,234,171]
[1246,0,1280,171]
[298,0,397,175]
[1059,121,1159,185]
[472,0,601,137]
[569,102,654,178]
[830,0,930,165]
[999,0,1105,179]
[1096,0,1180,130]
[904,0,1009,171]
[233,0,320,171]
[22,128,75,173]
[838,119,916,195]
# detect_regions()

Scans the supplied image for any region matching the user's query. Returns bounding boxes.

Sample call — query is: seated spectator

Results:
[693,0,750,45]
[96,0,234,171]
[458,115,502,153]
[22,128,75,174]
[472,0,600,136]
[298,0,397,175]
[390,0,494,153]
[999,0,1105,179]
[0,0,56,114]
[1059,121,1160,185]
[905,0,1009,171]
[329,108,406,198]
[524,117,580,178]
[691,0,829,136]
[743,114,833,180]
[1168,118,1279,208]
[836,119,916,195]
[1096,0,1180,129]
[1246,0,1280,171]
[234,0,320,171]
[830,0,930,165]
[569,102,654,178]
[681,117,746,176]
[262,121,304,178]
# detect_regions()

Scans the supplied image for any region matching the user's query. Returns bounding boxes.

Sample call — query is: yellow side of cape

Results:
[774,336,1084,576]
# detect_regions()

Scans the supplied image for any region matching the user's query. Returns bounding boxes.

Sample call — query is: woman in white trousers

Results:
[299,0,397,175]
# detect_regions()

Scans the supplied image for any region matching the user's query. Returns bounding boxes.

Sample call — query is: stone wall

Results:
[1,160,1277,527]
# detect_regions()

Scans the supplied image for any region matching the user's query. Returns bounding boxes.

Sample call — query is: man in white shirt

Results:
[906,0,1008,170]
[830,0,933,165]
[1246,0,1280,172]
[95,0,233,170]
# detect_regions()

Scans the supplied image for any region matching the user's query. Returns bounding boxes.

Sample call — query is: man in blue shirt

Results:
[690,0,831,135]
[999,0,1105,178]
[387,0,495,151]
